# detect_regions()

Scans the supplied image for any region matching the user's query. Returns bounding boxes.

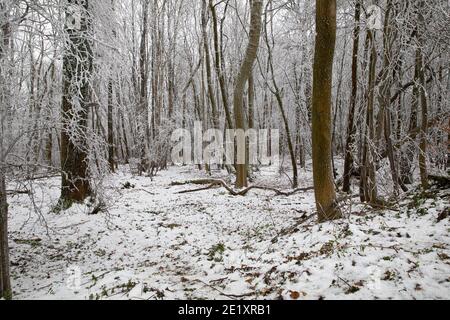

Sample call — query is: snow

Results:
[7,164,450,300]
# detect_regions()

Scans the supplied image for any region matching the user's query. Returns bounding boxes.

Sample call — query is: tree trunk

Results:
[417,1,429,190]
[361,31,379,205]
[201,0,220,129]
[0,170,11,300]
[378,1,405,196]
[60,0,92,204]
[312,0,342,222]
[210,0,233,129]
[264,3,298,188]
[233,0,263,188]
[138,0,150,172]
[342,1,361,193]
[107,80,116,172]
[0,3,12,298]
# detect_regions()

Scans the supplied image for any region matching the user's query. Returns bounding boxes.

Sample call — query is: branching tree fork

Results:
[233,0,263,188]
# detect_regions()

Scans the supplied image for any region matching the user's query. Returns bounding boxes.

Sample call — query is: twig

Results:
[191,278,255,299]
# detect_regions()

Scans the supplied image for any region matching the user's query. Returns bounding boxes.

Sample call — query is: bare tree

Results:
[312,0,342,222]
[233,0,263,188]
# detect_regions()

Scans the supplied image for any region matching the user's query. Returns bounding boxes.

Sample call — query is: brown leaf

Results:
[290,291,300,300]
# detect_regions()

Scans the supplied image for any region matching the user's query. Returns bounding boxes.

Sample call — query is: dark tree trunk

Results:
[0,170,11,300]
[416,1,429,190]
[210,0,233,129]
[138,0,150,172]
[60,0,93,204]
[108,80,116,172]
[342,1,361,193]
[0,4,12,297]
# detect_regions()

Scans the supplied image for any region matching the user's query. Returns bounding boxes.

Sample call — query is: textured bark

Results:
[107,80,116,172]
[138,0,151,172]
[248,73,254,130]
[201,0,219,129]
[0,2,12,299]
[0,170,10,299]
[342,1,361,193]
[416,1,429,190]
[233,0,262,188]
[312,0,342,222]
[60,0,92,203]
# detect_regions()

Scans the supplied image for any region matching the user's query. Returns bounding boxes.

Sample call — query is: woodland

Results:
[0,0,449,300]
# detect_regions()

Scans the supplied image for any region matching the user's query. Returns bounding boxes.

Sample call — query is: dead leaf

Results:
[290,291,300,300]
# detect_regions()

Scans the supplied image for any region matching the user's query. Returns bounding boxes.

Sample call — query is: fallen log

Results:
[429,175,450,189]
[6,190,31,195]
[173,179,314,196]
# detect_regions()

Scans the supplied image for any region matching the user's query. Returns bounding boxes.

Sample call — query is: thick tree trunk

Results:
[60,0,93,204]
[233,0,263,188]
[312,0,342,222]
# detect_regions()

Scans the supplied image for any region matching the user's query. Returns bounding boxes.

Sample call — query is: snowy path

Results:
[7,166,450,300]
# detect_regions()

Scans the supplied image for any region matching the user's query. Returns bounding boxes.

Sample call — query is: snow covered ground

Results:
[7,164,450,300]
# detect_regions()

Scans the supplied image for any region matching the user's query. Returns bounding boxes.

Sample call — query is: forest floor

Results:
[7,163,450,300]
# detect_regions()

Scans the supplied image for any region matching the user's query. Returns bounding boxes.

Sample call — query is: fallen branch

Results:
[6,189,31,195]
[173,179,313,196]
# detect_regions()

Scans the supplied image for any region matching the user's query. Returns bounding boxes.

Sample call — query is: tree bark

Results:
[201,0,220,129]
[209,0,233,129]
[0,2,12,299]
[0,170,11,299]
[416,1,429,190]
[233,0,263,188]
[312,0,342,222]
[342,1,361,193]
[107,80,116,172]
[138,0,151,173]
[60,0,92,204]
[361,30,379,205]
